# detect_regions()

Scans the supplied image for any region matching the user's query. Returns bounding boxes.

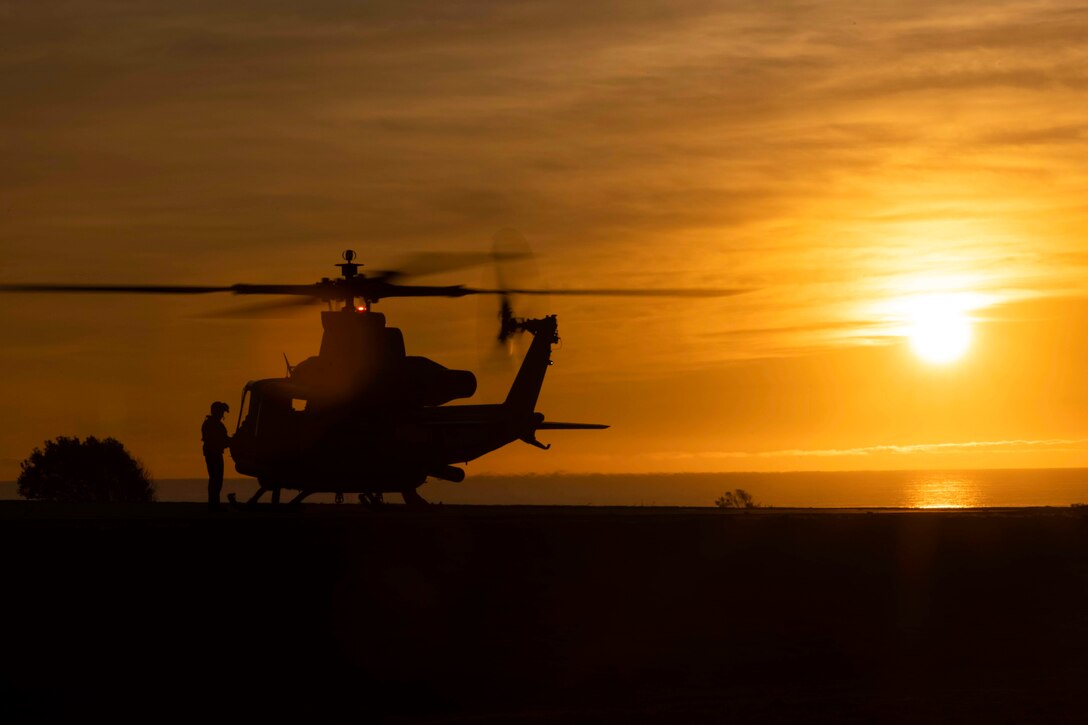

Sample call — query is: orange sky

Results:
[3,1,1088,480]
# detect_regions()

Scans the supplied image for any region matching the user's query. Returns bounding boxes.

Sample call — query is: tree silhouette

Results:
[17,436,155,503]
[715,488,759,509]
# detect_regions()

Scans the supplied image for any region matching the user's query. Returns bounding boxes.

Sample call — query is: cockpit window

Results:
[236,386,252,433]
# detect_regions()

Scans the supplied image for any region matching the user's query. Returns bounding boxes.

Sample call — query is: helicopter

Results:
[1,234,746,506]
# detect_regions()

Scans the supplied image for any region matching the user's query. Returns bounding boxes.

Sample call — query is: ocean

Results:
[6,468,1088,507]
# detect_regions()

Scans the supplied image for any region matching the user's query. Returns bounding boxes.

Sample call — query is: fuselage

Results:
[228,307,558,496]
[230,397,542,493]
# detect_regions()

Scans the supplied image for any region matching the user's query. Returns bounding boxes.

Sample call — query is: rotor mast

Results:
[335,249,364,310]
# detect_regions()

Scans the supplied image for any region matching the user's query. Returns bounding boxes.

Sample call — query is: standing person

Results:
[202,401,232,511]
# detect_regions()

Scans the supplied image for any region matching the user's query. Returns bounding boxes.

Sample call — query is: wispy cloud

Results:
[658,439,1088,460]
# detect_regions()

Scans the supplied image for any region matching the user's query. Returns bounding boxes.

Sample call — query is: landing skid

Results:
[288,490,312,506]
[227,486,287,510]
[401,489,429,507]
[353,490,429,508]
[227,490,263,510]
[358,492,385,508]
[226,487,427,509]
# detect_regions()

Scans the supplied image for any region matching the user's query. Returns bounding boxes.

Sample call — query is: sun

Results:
[906,295,973,364]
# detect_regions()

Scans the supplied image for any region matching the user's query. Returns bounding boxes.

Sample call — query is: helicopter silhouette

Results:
[1,233,746,506]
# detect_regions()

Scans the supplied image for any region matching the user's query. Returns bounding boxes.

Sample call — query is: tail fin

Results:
[503,315,559,414]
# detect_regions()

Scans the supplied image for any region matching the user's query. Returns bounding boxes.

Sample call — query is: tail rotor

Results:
[479,228,546,369]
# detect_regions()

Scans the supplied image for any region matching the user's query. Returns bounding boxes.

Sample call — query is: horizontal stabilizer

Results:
[537,422,609,430]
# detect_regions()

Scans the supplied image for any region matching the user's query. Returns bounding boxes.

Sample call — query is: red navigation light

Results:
[356,305,367,312]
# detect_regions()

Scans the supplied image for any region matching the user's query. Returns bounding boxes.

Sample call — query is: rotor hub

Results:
[336,249,362,279]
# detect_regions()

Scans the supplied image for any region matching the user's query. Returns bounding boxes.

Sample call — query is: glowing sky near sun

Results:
[3,0,1088,480]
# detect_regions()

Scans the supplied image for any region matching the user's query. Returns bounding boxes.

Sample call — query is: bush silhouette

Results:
[715,488,759,509]
[17,436,155,503]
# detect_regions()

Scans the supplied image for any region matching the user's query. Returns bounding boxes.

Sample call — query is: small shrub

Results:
[715,488,759,509]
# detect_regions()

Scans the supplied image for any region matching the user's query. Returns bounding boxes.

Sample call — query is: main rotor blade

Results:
[197,296,320,318]
[0,280,478,300]
[464,287,753,298]
[378,251,531,281]
[1,281,753,301]
[0,283,234,294]
[0,282,344,298]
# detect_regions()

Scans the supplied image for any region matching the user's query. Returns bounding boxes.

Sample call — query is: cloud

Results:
[4,0,1088,367]
[660,438,1088,460]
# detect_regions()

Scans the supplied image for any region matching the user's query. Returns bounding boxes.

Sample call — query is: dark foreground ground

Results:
[3,503,1088,723]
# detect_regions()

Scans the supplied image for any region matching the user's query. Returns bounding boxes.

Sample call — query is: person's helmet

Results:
[210,401,230,415]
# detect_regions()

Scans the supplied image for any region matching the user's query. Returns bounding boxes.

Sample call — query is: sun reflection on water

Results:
[905,472,982,509]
